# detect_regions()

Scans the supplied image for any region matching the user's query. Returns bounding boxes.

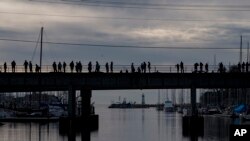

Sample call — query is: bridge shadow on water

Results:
[59,125,92,141]
[59,117,98,141]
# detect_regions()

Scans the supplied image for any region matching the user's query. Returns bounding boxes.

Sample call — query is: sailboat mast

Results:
[240,35,242,64]
[40,27,43,72]
[158,89,160,104]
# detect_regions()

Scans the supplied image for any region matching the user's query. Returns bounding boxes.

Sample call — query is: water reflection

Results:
[0,106,243,141]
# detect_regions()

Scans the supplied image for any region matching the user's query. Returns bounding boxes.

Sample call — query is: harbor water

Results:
[0,105,234,141]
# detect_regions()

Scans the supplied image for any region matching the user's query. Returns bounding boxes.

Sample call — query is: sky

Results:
[0,0,250,104]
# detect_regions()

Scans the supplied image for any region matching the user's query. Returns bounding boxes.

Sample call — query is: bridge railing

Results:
[0,64,233,73]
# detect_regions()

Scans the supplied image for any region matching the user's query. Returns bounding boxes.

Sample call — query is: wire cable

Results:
[1,11,250,23]
[28,0,250,11]
[0,38,247,50]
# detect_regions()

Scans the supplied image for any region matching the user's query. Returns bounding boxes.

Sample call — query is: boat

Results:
[164,100,174,112]
[48,105,67,117]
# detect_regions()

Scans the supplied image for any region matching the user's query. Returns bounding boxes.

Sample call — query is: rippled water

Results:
[0,105,234,141]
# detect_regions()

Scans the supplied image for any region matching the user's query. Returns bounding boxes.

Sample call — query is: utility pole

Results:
[247,42,249,63]
[240,35,243,64]
[40,27,44,72]
[213,54,216,70]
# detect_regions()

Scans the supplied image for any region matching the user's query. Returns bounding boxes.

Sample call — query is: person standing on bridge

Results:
[58,62,62,72]
[176,63,180,73]
[200,62,203,73]
[180,61,184,73]
[3,62,7,73]
[29,61,33,73]
[75,62,79,73]
[137,67,141,73]
[148,62,151,73]
[70,61,74,73]
[95,61,100,72]
[110,62,113,73]
[88,61,92,73]
[11,60,16,73]
[238,62,241,72]
[105,62,109,73]
[194,62,199,73]
[35,64,40,73]
[242,62,245,73]
[63,62,67,73]
[205,63,209,73]
[131,63,135,73]
[24,60,28,73]
[79,61,82,73]
[143,62,147,73]
[52,62,57,72]
[140,63,143,73]
[218,62,224,73]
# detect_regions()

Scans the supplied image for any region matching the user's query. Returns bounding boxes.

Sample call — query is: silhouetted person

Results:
[219,62,224,73]
[194,63,199,73]
[110,62,113,73]
[24,60,28,73]
[11,60,16,73]
[95,61,100,72]
[105,62,109,73]
[58,62,62,72]
[140,63,144,73]
[205,63,208,73]
[35,64,40,73]
[4,62,7,73]
[70,61,74,73]
[88,62,92,73]
[137,67,141,73]
[199,62,203,73]
[63,62,67,73]
[176,64,180,73]
[180,61,184,73]
[148,62,151,73]
[131,63,135,73]
[126,69,128,73]
[246,62,249,72]
[238,62,241,72]
[143,62,147,73]
[242,62,245,72]
[52,62,57,72]
[29,61,33,73]
[79,61,82,73]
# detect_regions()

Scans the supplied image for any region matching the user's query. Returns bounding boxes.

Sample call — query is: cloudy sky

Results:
[1,0,250,104]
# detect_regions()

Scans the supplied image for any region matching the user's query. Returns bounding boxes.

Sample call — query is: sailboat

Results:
[164,89,174,112]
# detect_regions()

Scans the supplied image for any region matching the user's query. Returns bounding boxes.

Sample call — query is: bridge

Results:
[0,72,250,118]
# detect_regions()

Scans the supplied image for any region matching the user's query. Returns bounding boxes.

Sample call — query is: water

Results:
[0,105,233,141]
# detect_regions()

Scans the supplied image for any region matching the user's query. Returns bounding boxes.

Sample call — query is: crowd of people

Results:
[1,60,249,73]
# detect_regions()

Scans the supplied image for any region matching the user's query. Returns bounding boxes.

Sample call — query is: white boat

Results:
[164,100,174,112]
[48,105,67,117]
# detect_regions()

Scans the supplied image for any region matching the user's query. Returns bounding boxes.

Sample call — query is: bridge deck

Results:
[0,72,249,92]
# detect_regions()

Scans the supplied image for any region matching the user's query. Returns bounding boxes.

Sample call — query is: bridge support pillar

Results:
[68,86,76,118]
[191,87,197,116]
[81,88,92,117]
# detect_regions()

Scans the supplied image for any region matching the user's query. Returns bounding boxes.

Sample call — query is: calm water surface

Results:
[0,105,233,141]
